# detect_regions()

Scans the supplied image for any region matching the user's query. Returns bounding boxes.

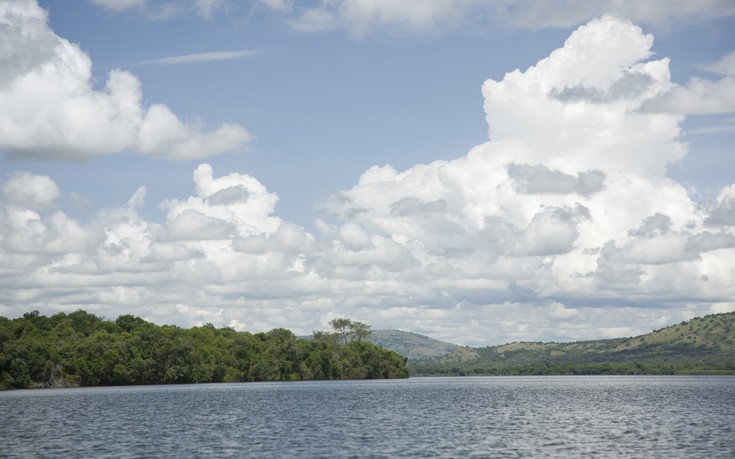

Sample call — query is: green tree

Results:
[328,318,372,344]
[329,318,353,345]
[350,321,372,342]
[0,311,408,388]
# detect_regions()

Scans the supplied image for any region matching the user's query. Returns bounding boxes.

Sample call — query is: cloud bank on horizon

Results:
[1,1,734,345]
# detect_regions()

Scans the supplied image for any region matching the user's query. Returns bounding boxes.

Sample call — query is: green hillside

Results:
[410,311,735,376]
[370,330,460,361]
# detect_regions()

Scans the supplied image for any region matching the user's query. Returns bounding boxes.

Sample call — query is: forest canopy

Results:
[0,311,408,390]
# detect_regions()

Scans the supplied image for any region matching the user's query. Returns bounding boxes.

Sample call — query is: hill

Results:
[409,311,735,376]
[369,330,460,361]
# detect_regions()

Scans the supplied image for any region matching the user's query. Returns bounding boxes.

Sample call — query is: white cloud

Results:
[167,209,235,241]
[699,51,735,76]
[686,117,735,135]
[89,0,180,20]
[2,172,60,212]
[311,15,734,338]
[89,0,145,13]
[642,76,735,115]
[514,207,581,256]
[641,52,735,116]
[255,0,292,14]
[88,0,735,32]
[194,0,226,18]
[507,164,605,196]
[234,222,315,254]
[90,0,289,20]
[705,185,735,226]
[161,163,282,236]
[1,16,734,345]
[288,7,339,33]
[139,50,260,65]
[685,231,735,253]
[282,0,735,36]
[501,0,735,29]
[290,0,479,36]
[0,1,250,161]
[711,302,735,314]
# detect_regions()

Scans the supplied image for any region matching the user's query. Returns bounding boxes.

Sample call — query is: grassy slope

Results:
[370,329,459,361]
[410,311,735,375]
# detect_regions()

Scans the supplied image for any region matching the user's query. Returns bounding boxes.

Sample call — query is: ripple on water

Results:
[1,376,734,458]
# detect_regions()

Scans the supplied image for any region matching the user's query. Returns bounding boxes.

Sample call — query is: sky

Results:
[1,0,734,346]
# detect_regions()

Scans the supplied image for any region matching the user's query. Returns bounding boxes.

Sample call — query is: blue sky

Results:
[1,0,734,345]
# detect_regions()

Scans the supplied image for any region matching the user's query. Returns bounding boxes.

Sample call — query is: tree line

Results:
[0,311,408,390]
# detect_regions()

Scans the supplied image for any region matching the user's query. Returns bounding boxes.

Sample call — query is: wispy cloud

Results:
[698,51,735,76]
[139,50,261,65]
[686,117,735,135]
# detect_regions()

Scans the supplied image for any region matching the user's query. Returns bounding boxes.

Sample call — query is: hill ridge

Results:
[369,329,459,361]
[375,312,735,375]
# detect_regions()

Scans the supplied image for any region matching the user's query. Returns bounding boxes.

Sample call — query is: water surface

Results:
[1,376,733,458]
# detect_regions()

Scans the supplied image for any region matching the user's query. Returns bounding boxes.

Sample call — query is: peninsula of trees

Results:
[0,312,408,390]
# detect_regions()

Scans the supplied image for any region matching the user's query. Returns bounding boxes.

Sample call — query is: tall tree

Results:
[329,318,353,345]
[350,321,372,342]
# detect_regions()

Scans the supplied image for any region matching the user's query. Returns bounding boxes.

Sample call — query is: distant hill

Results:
[369,330,460,361]
[409,311,735,376]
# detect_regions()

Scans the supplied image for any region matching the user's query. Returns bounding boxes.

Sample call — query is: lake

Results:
[1,376,733,458]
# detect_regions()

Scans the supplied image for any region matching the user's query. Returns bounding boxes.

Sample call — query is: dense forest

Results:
[409,312,735,376]
[0,311,408,390]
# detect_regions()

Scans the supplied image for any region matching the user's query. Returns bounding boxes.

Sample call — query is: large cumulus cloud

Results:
[317,17,734,336]
[0,0,250,160]
[1,16,734,345]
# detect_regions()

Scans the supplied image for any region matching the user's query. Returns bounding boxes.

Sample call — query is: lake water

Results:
[1,376,733,458]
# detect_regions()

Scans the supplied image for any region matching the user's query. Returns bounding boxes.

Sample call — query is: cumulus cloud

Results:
[234,222,315,254]
[507,164,605,196]
[642,76,735,115]
[0,1,250,161]
[2,16,734,345]
[312,16,734,339]
[1,172,60,212]
[705,185,735,226]
[642,51,735,116]
[685,231,735,253]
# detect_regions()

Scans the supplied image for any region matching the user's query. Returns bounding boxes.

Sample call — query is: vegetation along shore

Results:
[2,310,733,390]
[0,312,407,389]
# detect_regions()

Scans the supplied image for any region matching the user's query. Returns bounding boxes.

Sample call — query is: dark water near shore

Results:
[1,376,734,458]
